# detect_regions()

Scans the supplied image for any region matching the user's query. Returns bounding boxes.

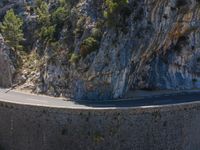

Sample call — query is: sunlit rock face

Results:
[27,0,200,100]
[67,0,200,100]
[2,0,200,100]
[0,35,16,88]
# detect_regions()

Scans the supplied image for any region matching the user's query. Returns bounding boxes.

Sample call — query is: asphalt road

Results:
[0,88,200,109]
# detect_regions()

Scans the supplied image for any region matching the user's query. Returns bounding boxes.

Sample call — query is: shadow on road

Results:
[74,91,200,108]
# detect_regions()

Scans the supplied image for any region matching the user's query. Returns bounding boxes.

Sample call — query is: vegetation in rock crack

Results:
[104,0,129,26]
[80,37,99,58]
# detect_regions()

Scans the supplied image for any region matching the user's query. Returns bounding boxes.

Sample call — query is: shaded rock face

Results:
[5,0,200,100]
[0,38,16,88]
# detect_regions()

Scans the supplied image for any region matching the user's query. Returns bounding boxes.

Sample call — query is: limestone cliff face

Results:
[1,0,200,100]
[0,36,16,88]
[67,0,200,100]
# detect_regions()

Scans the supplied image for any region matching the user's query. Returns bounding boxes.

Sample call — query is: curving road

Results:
[0,88,200,109]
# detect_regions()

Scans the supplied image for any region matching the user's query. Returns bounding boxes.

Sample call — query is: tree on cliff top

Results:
[0,9,24,51]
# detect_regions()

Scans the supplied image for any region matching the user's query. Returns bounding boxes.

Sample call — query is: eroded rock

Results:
[6,0,200,100]
[0,35,16,88]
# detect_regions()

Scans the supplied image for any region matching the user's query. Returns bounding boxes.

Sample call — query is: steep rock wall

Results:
[0,37,16,88]
[1,0,200,100]
[67,0,200,100]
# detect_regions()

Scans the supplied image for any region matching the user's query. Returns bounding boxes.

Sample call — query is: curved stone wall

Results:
[0,101,200,150]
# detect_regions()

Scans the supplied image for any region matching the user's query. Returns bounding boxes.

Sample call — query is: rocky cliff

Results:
[1,0,200,100]
[0,35,16,88]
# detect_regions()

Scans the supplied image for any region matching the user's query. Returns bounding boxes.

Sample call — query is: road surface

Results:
[0,88,200,109]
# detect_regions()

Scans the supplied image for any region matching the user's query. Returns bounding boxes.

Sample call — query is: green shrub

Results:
[39,26,55,41]
[104,0,129,26]
[35,0,51,42]
[91,27,102,40]
[69,53,80,64]
[80,37,99,58]
[0,9,24,50]
[74,16,86,38]
[52,7,69,24]
[35,0,70,43]
[35,0,50,24]
[51,5,70,40]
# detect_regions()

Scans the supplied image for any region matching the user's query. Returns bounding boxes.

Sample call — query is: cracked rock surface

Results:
[1,0,200,100]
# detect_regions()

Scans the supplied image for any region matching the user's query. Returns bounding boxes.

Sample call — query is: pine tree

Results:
[35,0,55,42]
[0,9,24,50]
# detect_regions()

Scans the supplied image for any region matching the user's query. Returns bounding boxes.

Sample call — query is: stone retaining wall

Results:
[0,101,200,150]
